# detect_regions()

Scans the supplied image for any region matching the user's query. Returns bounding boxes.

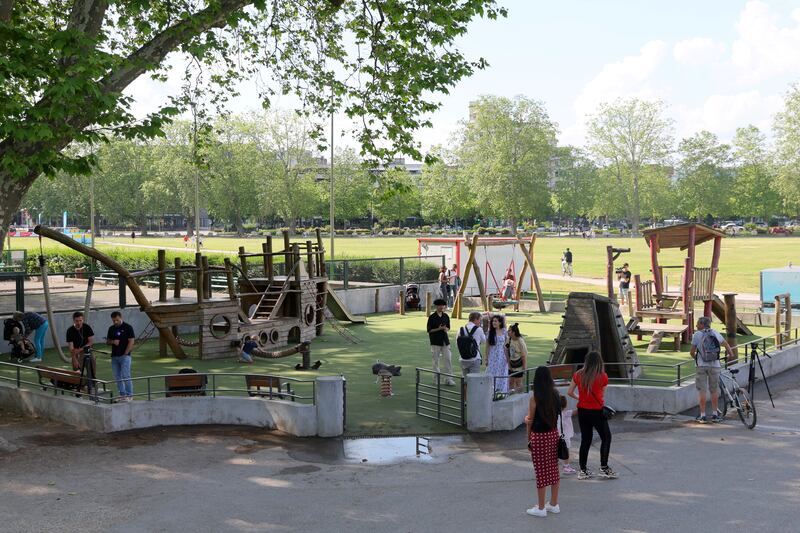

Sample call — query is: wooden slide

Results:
[710,295,753,335]
[326,288,366,324]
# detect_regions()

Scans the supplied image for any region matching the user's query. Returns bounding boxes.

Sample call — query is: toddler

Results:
[560,395,576,474]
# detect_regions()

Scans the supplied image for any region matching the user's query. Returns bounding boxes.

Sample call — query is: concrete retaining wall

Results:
[465,342,800,431]
[334,282,439,315]
[0,376,344,437]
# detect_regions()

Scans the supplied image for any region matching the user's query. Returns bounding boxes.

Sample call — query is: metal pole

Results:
[89,174,96,249]
[329,95,335,262]
[193,104,201,254]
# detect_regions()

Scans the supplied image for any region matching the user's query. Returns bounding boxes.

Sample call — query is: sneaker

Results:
[545,503,560,514]
[598,466,619,479]
[577,469,593,480]
[445,380,456,387]
[525,506,547,517]
[695,414,708,424]
[710,413,722,423]
[563,464,577,474]
[27,358,42,363]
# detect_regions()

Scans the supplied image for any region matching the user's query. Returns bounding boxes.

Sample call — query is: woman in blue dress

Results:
[486,315,508,394]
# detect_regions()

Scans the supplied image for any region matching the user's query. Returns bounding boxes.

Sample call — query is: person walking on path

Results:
[65,311,94,371]
[562,248,573,277]
[486,315,508,395]
[524,366,562,517]
[618,263,632,306]
[12,311,48,363]
[457,311,487,378]
[427,298,454,386]
[567,351,618,480]
[106,311,135,400]
[506,323,527,392]
[691,316,732,424]
[437,266,450,305]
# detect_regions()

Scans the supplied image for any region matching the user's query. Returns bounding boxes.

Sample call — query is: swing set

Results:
[452,234,546,319]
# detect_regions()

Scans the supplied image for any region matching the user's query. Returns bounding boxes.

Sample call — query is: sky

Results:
[127,0,800,156]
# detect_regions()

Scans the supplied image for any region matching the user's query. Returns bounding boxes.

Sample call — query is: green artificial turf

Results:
[0,307,773,436]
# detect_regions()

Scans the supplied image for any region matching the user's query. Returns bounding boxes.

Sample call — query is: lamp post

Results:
[329,103,335,262]
[89,174,96,249]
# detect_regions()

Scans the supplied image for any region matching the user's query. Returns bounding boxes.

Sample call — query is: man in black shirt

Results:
[618,263,632,306]
[106,311,135,400]
[426,298,454,385]
[66,311,94,370]
[563,248,574,277]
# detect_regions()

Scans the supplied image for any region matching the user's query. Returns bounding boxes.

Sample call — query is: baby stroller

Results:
[404,283,422,311]
[3,318,35,363]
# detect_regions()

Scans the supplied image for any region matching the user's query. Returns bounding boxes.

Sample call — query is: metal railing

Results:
[415,368,465,427]
[0,360,318,405]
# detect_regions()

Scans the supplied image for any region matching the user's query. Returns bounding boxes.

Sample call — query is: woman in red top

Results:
[567,351,618,480]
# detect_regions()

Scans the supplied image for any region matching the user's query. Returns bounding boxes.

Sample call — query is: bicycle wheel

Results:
[735,387,757,429]
[718,382,728,418]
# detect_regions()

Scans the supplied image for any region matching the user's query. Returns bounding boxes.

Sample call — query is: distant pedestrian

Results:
[562,248,573,277]
[617,263,632,306]
[427,299,454,386]
[183,235,190,247]
[524,366,562,517]
[486,315,508,395]
[447,263,459,307]
[12,311,48,363]
[691,316,732,424]
[438,266,450,305]
[506,323,527,392]
[130,231,135,242]
[567,351,618,480]
[106,311,135,400]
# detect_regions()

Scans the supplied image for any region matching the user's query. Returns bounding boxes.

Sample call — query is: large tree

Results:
[773,85,800,217]
[0,0,505,250]
[730,125,778,222]
[549,147,597,228]
[586,98,674,233]
[458,95,558,233]
[420,146,475,226]
[674,131,732,221]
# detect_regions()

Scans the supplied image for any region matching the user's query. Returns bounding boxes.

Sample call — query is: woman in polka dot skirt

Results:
[524,366,561,517]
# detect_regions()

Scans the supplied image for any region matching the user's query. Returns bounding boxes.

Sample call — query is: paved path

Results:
[2,368,798,532]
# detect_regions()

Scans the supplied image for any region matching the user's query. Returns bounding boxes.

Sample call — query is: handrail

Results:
[729,327,800,354]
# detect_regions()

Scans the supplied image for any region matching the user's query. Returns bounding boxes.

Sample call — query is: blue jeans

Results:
[33,321,48,359]
[111,355,133,398]
[240,351,253,363]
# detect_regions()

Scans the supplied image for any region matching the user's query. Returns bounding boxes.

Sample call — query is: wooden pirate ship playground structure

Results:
[33,226,364,366]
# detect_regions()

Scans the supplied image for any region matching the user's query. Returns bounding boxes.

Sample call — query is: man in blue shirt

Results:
[106,311,135,400]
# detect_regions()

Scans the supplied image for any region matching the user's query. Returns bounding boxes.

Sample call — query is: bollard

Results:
[399,290,405,315]
[425,292,432,314]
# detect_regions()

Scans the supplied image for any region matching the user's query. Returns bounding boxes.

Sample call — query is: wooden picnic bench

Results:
[629,321,688,353]
[164,373,207,397]
[245,375,294,400]
[36,365,83,393]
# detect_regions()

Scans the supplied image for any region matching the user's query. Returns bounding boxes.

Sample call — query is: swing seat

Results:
[491,298,518,310]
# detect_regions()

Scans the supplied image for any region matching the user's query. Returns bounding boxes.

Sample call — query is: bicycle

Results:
[718,367,756,429]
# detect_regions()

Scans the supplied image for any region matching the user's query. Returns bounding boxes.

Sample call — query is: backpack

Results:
[457,325,480,359]
[3,318,24,341]
[698,329,721,363]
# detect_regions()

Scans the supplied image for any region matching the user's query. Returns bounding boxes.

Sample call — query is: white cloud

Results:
[731,0,800,83]
[573,40,668,120]
[673,37,726,65]
[672,90,782,141]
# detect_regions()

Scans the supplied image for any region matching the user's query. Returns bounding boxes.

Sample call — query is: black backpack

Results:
[3,318,24,341]
[456,325,480,359]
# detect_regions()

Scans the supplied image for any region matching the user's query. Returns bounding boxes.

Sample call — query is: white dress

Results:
[486,329,508,393]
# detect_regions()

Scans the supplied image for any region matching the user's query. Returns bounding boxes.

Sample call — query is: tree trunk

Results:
[288,219,297,235]
[0,170,37,254]
[234,212,245,236]
[509,216,517,236]
[631,171,641,235]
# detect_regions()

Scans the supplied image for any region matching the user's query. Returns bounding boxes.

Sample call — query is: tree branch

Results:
[100,0,252,95]
[67,0,109,37]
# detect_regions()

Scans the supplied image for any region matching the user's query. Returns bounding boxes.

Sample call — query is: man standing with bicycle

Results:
[690,316,732,424]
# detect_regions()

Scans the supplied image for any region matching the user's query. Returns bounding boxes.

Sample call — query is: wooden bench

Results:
[630,322,688,353]
[548,364,575,384]
[36,365,82,393]
[164,373,207,397]
[245,375,294,400]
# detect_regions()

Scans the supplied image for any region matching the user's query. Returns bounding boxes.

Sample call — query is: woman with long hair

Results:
[567,351,618,480]
[524,366,561,517]
[506,323,527,392]
[486,315,508,394]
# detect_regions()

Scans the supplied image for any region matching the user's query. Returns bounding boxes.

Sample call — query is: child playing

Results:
[239,335,257,364]
[560,395,576,474]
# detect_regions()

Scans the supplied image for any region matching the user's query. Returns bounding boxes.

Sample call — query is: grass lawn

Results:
[10,234,798,295]
[1,306,773,436]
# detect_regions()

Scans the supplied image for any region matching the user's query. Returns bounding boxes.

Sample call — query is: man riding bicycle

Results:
[690,316,733,424]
